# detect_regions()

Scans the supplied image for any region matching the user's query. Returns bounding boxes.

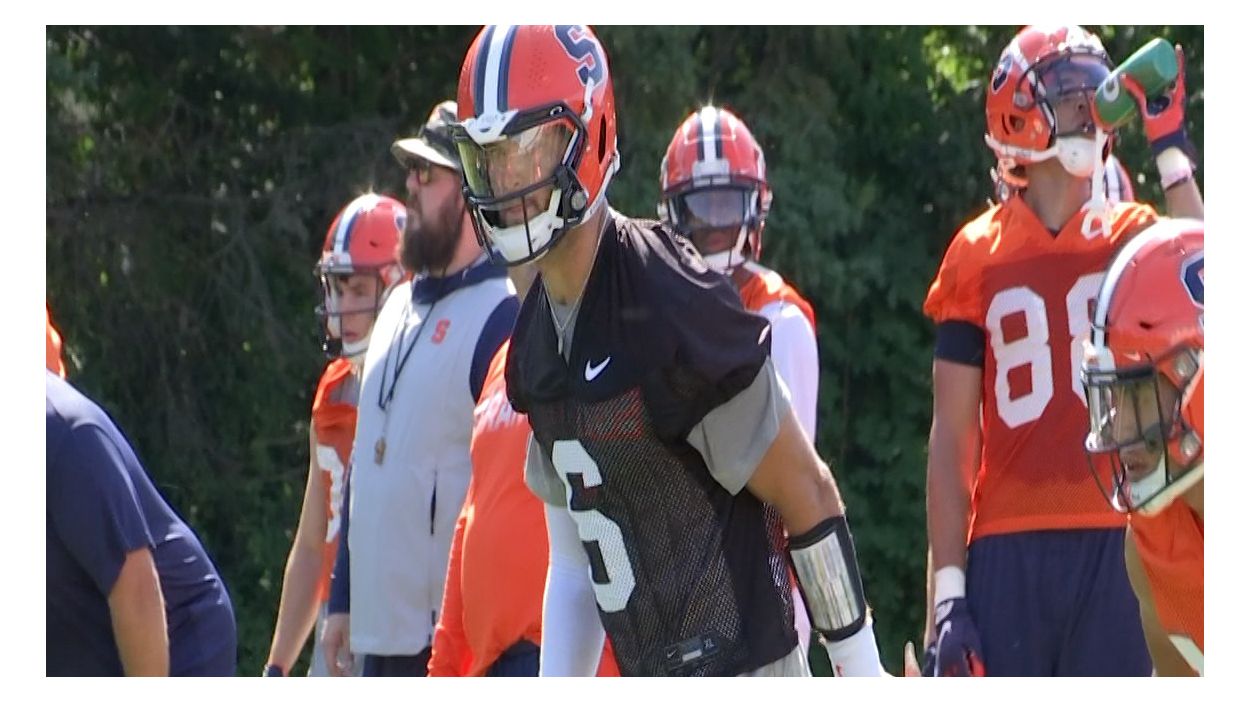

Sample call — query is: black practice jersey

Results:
[507,213,797,676]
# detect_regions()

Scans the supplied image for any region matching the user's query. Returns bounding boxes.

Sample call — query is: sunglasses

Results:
[407,158,435,186]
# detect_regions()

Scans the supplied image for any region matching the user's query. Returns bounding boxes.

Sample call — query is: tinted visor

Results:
[671,186,751,233]
[457,120,573,201]
[1031,53,1111,135]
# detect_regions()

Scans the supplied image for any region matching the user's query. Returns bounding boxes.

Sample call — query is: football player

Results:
[451,25,885,677]
[264,193,405,676]
[658,104,819,659]
[1082,218,1203,676]
[922,25,1202,676]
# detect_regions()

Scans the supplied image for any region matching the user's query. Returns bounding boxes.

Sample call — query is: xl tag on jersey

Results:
[663,633,720,673]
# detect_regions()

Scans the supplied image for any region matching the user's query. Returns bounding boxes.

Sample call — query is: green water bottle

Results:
[1094,38,1180,130]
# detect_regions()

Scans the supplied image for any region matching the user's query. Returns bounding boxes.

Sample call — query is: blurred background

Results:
[45,25,1203,675]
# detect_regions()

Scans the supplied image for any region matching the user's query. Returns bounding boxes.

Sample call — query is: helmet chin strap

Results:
[1079,126,1112,238]
[699,223,752,275]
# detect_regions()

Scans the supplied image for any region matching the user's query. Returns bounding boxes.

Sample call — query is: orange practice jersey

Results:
[46,306,67,378]
[429,341,618,676]
[738,264,816,329]
[1131,499,1204,670]
[924,198,1157,540]
[310,358,356,603]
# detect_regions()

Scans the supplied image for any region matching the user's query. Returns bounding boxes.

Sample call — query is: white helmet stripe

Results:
[481,25,516,116]
[1091,218,1193,347]
[699,105,718,163]
[331,194,381,257]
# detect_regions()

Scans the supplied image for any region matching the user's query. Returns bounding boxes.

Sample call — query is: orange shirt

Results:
[1131,499,1204,669]
[737,264,816,329]
[429,341,619,676]
[924,198,1157,540]
[46,306,67,378]
[310,358,356,603]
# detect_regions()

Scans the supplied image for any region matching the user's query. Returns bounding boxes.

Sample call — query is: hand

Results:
[321,613,354,677]
[1122,44,1192,158]
[933,597,985,676]
[903,641,924,677]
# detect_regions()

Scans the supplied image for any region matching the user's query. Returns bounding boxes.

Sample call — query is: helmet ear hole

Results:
[1008,115,1026,133]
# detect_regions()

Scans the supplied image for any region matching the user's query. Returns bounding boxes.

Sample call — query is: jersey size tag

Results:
[663,633,721,673]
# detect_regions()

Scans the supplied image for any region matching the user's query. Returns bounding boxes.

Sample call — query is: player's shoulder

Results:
[943,202,1008,265]
[1108,200,1160,243]
[607,210,729,310]
[314,358,355,407]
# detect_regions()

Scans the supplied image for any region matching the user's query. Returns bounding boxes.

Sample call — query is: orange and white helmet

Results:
[451,25,620,265]
[315,193,406,359]
[658,105,772,274]
[1082,218,1204,514]
[985,26,1115,184]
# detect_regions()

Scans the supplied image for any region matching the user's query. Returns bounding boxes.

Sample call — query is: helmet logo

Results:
[555,25,604,87]
[991,54,1012,93]
[394,209,407,236]
[1182,253,1204,306]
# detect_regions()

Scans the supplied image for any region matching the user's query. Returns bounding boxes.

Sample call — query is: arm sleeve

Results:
[539,503,606,676]
[764,302,820,440]
[327,469,351,615]
[686,358,790,495]
[469,296,520,403]
[46,422,155,597]
[429,478,474,676]
[934,320,987,367]
[923,230,982,325]
[524,435,567,507]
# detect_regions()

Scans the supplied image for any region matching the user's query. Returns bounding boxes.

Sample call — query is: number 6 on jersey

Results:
[552,439,637,613]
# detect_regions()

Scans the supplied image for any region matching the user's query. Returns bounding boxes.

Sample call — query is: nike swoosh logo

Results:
[585,356,611,381]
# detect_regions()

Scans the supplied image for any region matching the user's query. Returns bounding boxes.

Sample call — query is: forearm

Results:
[267,540,325,672]
[1163,176,1203,220]
[109,548,170,676]
[540,503,605,676]
[927,415,977,575]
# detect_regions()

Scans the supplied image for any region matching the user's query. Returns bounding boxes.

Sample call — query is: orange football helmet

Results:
[658,105,772,273]
[1082,218,1204,514]
[315,193,406,359]
[985,25,1115,191]
[451,25,620,265]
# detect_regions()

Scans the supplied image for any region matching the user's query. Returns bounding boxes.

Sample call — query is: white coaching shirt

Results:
[341,258,516,656]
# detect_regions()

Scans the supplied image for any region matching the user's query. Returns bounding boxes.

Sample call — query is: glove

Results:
[1122,44,1194,161]
[933,597,986,677]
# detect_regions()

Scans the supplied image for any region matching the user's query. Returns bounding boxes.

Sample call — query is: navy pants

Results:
[486,640,540,676]
[362,647,432,677]
[966,527,1151,676]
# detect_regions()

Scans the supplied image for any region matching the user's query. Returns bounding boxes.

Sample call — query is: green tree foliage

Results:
[46,26,1202,675]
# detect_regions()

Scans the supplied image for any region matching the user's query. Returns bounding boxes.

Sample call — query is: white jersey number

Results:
[316,444,348,543]
[985,274,1103,428]
[552,439,637,613]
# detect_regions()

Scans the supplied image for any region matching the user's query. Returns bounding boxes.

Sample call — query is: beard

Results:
[400,195,463,275]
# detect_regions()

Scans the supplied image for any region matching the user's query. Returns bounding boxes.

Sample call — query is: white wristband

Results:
[1157,147,1194,190]
[934,565,966,607]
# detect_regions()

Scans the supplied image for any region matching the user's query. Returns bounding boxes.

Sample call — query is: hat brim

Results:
[391,138,460,172]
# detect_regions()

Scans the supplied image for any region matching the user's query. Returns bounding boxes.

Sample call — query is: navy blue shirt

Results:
[46,372,237,676]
